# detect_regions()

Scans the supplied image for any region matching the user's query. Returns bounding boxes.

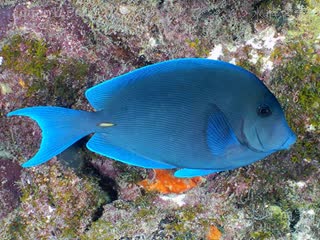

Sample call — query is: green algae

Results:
[269,1,320,165]
[267,205,290,233]
[236,56,264,77]
[186,38,210,58]
[0,164,105,239]
[81,220,116,240]
[250,230,272,240]
[0,34,90,106]
[1,35,57,78]
[49,59,89,106]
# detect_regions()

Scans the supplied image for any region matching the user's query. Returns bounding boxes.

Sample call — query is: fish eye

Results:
[257,104,272,117]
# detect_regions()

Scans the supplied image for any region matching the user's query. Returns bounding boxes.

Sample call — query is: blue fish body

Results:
[7,58,296,177]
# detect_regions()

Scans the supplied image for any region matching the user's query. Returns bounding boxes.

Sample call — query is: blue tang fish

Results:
[7,58,296,177]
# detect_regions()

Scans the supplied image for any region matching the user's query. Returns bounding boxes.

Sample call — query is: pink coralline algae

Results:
[0,158,22,219]
[0,7,14,40]
[12,2,93,59]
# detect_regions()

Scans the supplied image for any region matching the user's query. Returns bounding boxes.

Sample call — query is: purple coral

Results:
[0,7,14,40]
[0,158,22,219]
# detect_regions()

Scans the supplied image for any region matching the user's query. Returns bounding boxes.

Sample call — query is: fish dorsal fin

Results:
[87,133,175,169]
[174,168,219,178]
[85,58,243,111]
[85,74,133,111]
[206,104,239,155]
[85,62,167,111]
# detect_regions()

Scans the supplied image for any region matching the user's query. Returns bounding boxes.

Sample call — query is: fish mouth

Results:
[280,133,297,149]
[254,126,286,152]
[240,118,296,153]
[255,127,297,152]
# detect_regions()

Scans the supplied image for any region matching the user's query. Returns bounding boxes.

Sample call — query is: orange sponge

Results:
[139,169,202,194]
[206,225,222,240]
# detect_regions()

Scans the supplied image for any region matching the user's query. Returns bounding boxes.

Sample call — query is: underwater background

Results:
[0,0,319,239]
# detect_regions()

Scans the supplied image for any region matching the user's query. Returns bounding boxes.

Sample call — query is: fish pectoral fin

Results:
[86,133,176,169]
[174,168,219,178]
[206,104,239,155]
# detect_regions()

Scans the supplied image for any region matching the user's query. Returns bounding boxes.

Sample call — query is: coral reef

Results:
[0,0,319,239]
[0,160,106,239]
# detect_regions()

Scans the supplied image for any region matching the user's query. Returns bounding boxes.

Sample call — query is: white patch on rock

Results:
[46,206,55,222]
[48,205,55,213]
[263,59,274,71]
[306,124,316,132]
[208,44,223,60]
[246,27,285,50]
[148,37,157,47]
[288,180,307,190]
[246,27,285,71]
[249,49,259,64]
[229,58,236,64]
[0,83,12,95]
[26,1,32,9]
[207,27,285,72]
[119,5,131,15]
[160,194,186,207]
[305,209,315,216]
[296,181,306,188]
[0,56,3,66]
